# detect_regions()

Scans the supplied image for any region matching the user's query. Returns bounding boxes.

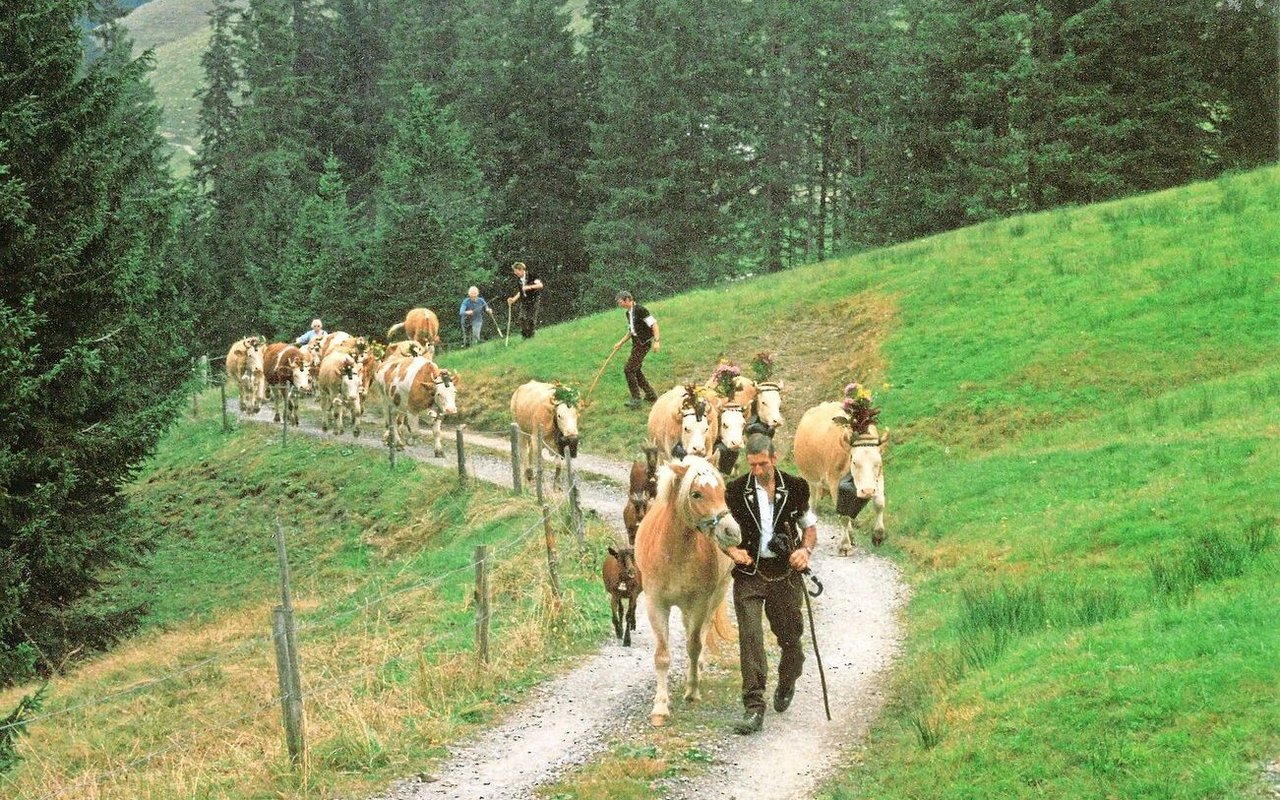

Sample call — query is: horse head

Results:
[662,456,741,550]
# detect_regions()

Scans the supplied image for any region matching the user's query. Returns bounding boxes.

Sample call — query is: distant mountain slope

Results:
[123,0,212,175]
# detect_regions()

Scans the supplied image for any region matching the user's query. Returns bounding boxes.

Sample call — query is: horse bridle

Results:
[694,509,731,536]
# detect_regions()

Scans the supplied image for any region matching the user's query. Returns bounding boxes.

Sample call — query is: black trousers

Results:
[733,567,805,713]
[518,295,541,338]
[624,340,657,400]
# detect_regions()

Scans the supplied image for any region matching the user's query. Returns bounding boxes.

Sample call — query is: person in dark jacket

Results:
[506,261,544,339]
[612,291,661,409]
[723,433,818,734]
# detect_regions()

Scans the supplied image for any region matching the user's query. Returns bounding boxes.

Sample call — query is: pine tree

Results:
[287,152,368,331]
[0,1,191,684]
[451,0,593,314]
[370,85,491,330]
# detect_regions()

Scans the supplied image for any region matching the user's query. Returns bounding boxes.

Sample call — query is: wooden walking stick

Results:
[801,571,832,721]
[504,301,513,347]
[581,343,622,409]
[486,306,505,342]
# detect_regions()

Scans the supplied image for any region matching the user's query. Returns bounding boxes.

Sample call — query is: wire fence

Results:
[2,358,601,798]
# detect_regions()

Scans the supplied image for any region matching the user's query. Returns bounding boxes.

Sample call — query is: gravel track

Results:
[235,402,908,799]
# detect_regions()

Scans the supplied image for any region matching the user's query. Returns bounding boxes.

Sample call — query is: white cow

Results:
[647,384,714,461]
[792,401,888,556]
[317,352,364,437]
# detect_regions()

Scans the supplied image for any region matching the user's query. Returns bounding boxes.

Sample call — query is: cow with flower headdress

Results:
[792,382,889,556]
[511,380,581,487]
[647,383,716,462]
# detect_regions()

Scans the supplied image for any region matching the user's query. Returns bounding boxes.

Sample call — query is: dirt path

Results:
[236,404,908,799]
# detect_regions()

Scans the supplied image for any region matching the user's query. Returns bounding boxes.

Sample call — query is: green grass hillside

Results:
[4,164,1277,798]
[441,164,1280,798]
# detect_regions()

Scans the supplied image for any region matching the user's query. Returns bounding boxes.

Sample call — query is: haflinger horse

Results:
[634,455,742,727]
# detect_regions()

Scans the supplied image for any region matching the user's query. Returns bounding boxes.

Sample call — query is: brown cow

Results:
[792,401,889,555]
[510,381,581,488]
[373,355,459,455]
[386,308,441,347]
[262,343,313,425]
[602,544,642,646]
[317,352,364,437]
[224,336,266,414]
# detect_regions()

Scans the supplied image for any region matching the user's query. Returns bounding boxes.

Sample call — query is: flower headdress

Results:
[709,361,741,400]
[750,352,775,383]
[838,382,880,436]
[681,383,709,418]
[553,382,581,408]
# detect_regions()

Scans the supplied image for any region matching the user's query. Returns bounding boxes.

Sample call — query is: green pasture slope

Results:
[445,165,1280,798]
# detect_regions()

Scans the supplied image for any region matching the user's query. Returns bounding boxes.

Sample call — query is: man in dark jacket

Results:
[723,433,818,734]
[506,261,544,339]
[612,291,660,409]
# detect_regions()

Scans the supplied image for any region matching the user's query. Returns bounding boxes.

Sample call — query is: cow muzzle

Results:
[557,433,579,458]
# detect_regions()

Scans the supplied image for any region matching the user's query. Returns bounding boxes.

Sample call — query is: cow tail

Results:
[386,322,405,340]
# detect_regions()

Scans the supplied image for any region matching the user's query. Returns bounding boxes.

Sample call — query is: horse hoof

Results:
[651,714,669,727]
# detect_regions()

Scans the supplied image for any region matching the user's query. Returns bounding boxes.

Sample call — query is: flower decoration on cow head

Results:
[367,340,388,360]
[838,382,881,436]
[681,383,709,419]
[750,351,775,383]
[710,361,742,400]
[552,382,581,408]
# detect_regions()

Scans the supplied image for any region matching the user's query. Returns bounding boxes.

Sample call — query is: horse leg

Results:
[646,599,673,726]
[683,608,705,705]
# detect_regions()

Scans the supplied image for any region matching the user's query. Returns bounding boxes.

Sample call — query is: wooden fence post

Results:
[272,522,305,766]
[220,378,230,433]
[534,423,545,506]
[455,426,467,487]
[281,385,290,447]
[542,504,561,603]
[386,401,397,470]
[474,545,490,664]
[565,451,585,550]
[272,607,305,766]
[510,423,522,495]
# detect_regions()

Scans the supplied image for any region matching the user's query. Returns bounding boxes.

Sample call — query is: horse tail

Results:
[702,596,736,653]
[386,321,406,340]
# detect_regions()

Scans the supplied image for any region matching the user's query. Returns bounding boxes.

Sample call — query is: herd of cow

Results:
[223,307,892,728]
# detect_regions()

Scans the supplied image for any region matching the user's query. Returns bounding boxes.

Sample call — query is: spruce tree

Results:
[370,85,491,331]
[0,1,190,684]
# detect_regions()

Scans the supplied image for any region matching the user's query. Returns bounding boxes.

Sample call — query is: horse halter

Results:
[695,509,731,536]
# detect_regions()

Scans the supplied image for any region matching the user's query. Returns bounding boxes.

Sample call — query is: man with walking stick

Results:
[722,433,819,735]
[613,291,660,409]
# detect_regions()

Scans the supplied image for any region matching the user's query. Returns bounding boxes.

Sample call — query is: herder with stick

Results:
[722,433,819,735]
[612,291,660,409]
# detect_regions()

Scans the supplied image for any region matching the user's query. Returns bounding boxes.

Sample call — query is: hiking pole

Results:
[800,570,832,721]
[582,343,622,409]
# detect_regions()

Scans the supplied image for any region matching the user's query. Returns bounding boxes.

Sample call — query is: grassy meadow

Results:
[0,418,613,799]
[2,164,1277,799]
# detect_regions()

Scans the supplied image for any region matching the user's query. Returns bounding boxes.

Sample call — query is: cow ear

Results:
[878,428,891,447]
[776,379,785,390]
[670,462,689,478]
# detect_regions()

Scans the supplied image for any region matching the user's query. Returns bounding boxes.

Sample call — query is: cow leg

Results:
[838,518,856,556]
[646,598,673,726]
[432,414,444,458]
[320,398,330,432]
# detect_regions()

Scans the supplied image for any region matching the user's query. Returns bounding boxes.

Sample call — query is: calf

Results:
[622,447,659,544]
[602,545,642,646]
